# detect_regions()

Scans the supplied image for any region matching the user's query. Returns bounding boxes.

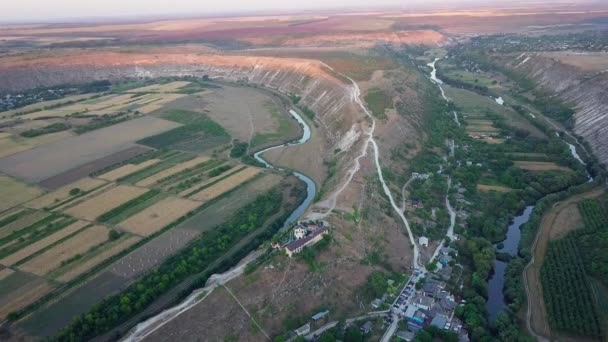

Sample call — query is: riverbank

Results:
[119,86,317,342]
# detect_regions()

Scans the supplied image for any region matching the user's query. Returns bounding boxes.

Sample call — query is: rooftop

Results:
[285,227,327,251]
[431,314,449,329]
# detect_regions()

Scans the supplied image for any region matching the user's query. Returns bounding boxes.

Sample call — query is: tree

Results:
[109,230,122,241]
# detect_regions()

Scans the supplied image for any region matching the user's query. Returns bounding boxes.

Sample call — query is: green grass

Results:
[250,101,297,147]
[97,189,161,223]
[0,271,38,297]
[364,88,393,119]
[138,110,230,151]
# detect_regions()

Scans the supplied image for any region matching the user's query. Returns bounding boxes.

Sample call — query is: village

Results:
[277,216,469,342]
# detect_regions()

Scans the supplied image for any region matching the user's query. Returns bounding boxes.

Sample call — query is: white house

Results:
[418,236,429,247]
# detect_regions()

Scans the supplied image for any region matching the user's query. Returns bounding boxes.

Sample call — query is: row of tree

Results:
[541,237,602,337]
[53,188,288,341]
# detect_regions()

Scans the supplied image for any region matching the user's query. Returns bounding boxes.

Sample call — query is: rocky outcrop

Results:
[507,53,608,167]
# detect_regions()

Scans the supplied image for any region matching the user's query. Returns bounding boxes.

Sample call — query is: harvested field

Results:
[0,116,180,183]
[179,173,283,231]
[178,165,242,197]
[51,182,115,212]
[514,161,573,172]
[127,81,191,93]
[477,184,513,192]
[189,167,261,202]
[0,210,50,240]
[19,225,109,276]
[0,221,89,266]
[0,175,43,213]
[97,159,161,181]
[0,267,14,280]
[26,177,107,209]
[38,145,151,190]
[0,275,54,319]
[55,235,141,283]
[119,197,201,237]
[136,156,210,187]
[0,131,74,159]
[193,85,298,144]
[65,185,149,221]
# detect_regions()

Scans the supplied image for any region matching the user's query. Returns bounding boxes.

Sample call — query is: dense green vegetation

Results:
[207,164,232,177]
[364,88,393,119]
[578,199,608,231]
[575,199,608,286]
[230,140,249,158]
[54,185,299,341]
[0,80,111,113]
[73,113,131,134]
[393,44,593,341]
[137,110,230,151]
[541,237,601,337]
[21,123,70,137]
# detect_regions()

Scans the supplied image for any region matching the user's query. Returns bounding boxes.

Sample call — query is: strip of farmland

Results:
[135,156,210,187]
[0,221,89,266]
[0,211,50,240]
[0,267,14,280]
[37,146,151,190]
[119,197,201,237]
[0,175,43,212]
[514,161,574,172]
[0,277,54,319]
[65,185,149,221]
[55,236,141,283]
[25,177,108,209]
[178,164,241,197]
[97,159,162,181]
[189,167,262,202]
[19,225,109,276]
[0,116,180,184]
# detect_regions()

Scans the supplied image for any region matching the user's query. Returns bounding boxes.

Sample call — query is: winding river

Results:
[253,109,316,228]
[486,205,534,322]
[122,108,316,342]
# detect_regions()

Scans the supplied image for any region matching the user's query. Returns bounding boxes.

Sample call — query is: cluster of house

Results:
[274,221,328,258]
[393,248,469,342]
[293,310,331,337]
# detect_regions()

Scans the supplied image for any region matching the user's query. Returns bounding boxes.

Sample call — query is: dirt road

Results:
[523,187,605,341]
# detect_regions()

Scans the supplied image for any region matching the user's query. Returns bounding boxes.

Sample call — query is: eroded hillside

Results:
[503,52,608,167]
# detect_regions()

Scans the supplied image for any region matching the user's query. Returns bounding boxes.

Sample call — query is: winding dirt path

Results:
[523,187,605,341]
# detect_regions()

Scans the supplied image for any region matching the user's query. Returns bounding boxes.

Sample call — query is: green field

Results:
[140,110,230,152]
[364,88,393,119]
[250,101,298,147]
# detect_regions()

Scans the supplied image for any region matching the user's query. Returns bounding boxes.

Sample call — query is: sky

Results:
[0,0,592,22]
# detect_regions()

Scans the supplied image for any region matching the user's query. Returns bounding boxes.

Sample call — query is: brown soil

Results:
[37,145,151,190]
[0,116,176,184]
[514,161,573,172]
[525,187,605,340]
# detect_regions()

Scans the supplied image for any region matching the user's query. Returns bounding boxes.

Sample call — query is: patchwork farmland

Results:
[0,79,306,339]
